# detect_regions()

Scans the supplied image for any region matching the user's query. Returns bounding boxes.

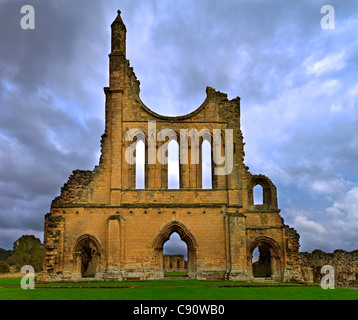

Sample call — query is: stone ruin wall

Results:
[43,169,358,287]
[163,255,188,272]
[39,11,358,286]
[299,250,358,289]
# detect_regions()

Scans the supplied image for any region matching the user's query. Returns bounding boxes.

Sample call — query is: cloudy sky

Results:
[0,0,357,253]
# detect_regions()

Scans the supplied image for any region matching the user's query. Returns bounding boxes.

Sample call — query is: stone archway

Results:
[72,234,102,278]
[153,221,198,279]
[247,236,283,281]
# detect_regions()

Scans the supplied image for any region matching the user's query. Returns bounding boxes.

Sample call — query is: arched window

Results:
[136,140,145,189]
[202,140,212,189]
[249,175,277,208]
[168,140,180,189]
[253,184,263,205]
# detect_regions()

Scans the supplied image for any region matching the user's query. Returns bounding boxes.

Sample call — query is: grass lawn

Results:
[164,272,188,277]
[0,276,357,300]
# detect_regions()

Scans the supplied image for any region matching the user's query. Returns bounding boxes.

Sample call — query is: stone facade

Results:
[38,11,315,284]
[299,250,358,289]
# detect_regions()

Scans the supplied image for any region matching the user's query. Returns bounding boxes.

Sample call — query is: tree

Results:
[0,261,10,274]
[0,248,12,261]
[12,235,44,272]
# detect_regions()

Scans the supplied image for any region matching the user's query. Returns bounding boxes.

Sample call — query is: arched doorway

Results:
[251,244,272,277]
[247,236,283,281]
[72,234,102,278]
[153,221,198,279]
[163,232,188,276]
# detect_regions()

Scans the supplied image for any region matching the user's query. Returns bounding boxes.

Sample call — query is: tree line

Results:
[0,235,44,274]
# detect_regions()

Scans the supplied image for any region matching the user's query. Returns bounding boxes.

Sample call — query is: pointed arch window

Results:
[253,184,264,205]
[168,140,180,189]
[135,140,145,189]
[202,140,212,189]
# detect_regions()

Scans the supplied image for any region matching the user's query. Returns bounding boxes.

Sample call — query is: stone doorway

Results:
[163,232,188,275]
[153,221,198,279]
[73,234,102,278]
[248,236,283,281]
[252,244,272,277]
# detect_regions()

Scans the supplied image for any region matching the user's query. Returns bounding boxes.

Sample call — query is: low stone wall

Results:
[299,250,358,289]
[163,255,187,272]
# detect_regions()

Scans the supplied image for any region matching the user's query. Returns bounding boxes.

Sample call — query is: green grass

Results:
[164,272,188,277]
[0,277,357,300]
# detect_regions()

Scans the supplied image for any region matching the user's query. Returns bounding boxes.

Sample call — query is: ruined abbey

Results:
[38,11,358,287]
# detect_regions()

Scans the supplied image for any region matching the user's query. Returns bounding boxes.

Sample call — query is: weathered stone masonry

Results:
[38,11,356,287]
[299,250,358,289]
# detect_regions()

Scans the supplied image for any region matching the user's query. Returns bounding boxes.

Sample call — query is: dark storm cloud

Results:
[0,2,100,90]
[0,0,109,248]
